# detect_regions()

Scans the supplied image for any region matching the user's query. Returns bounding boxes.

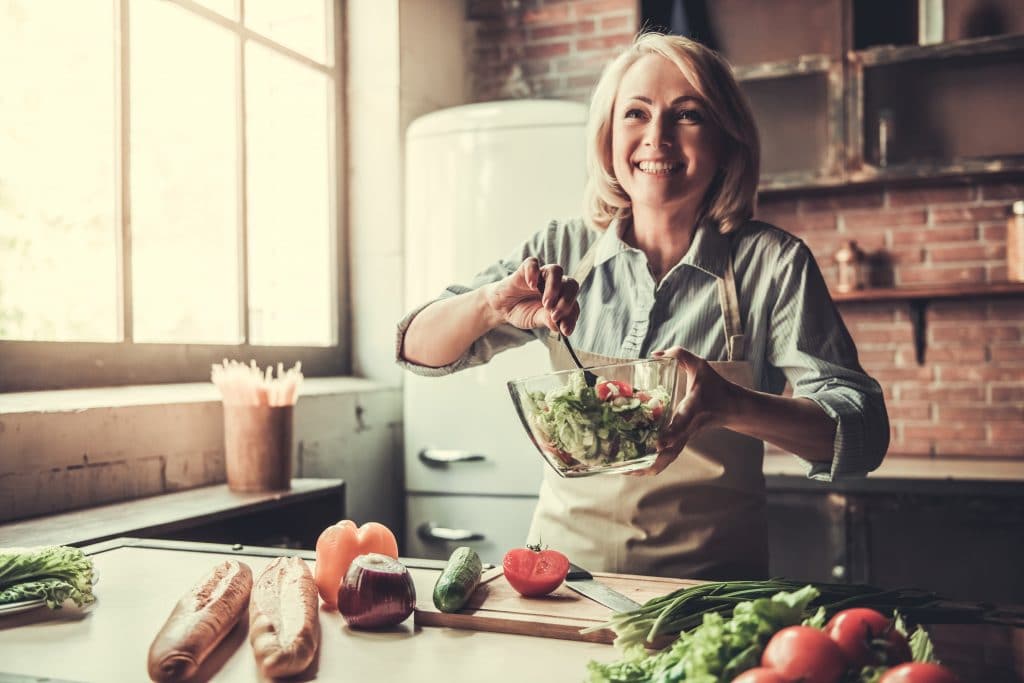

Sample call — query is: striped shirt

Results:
[396,218,890,481]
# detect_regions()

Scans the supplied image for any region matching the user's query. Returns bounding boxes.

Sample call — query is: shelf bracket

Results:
[909,299,928,365]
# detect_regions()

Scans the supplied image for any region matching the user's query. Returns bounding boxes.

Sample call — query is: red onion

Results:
[337,553,416,629]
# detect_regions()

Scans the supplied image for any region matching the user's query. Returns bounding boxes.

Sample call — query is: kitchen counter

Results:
[0,538,614,683]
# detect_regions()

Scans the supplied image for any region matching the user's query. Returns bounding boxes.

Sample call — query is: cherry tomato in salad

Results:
[762,626,845,683]
[502,545,569,597]
[731,667,792,683]
[878,662,961,683]
[596,380,633,401]
[825,607,911,668]
[636,391,665,420]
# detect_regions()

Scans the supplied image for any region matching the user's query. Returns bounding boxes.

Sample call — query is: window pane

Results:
[244,0,330,64]
[130,0,240,344]
[245,42,334,346]
[194,0,238,21]
[0,0,118,341]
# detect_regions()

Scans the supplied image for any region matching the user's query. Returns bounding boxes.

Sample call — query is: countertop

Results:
[0,539,614,683]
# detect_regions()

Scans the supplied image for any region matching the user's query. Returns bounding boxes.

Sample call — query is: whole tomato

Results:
[731,667,792,683]
[879,662,961,683]
[503,545,569,597]
[825,607,912,668]
[762,626,845,683]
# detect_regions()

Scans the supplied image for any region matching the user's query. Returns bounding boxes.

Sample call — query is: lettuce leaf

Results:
[0,545,96,609]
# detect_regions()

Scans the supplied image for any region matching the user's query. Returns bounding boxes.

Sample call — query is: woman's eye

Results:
[624,108,646,120]
[677,109,704,123]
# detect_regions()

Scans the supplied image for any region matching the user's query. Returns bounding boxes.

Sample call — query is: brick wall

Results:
[758,179,1024,461]
[467,0,638,102]
[464,1,1024,464]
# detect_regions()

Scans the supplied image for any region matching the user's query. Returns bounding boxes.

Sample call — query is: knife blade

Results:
[564,562,641,613]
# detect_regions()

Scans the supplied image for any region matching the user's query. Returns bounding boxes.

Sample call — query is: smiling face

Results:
[610,53,724,218]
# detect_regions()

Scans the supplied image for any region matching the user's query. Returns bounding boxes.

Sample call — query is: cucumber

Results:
[432,546,483,613]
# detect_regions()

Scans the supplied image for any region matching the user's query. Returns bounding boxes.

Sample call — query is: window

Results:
[0,0,347,391]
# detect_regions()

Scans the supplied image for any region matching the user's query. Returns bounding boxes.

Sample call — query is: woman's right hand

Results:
[484,257,580,336]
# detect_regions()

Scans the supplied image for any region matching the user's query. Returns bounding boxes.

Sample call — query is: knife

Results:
[564,562,641,613]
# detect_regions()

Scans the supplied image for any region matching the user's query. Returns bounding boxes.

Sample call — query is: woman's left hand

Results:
[629,346,742,476]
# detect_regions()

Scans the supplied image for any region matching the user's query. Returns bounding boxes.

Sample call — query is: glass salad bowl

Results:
[507,357,678,477]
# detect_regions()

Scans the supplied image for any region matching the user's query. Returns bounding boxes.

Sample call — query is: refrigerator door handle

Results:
[417,522,485,543]
[418,448,487,467]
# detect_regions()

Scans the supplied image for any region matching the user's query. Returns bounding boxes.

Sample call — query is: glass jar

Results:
[834,240,866,293]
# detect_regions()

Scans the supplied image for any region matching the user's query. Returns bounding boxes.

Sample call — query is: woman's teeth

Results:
[636,160,680,175]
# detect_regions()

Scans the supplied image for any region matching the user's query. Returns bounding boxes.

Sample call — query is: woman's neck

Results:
[627,202,700,282]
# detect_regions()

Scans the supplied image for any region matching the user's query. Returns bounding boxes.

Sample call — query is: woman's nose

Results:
[643,121,672,148]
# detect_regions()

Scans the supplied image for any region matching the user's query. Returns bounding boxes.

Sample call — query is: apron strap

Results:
[717,250,746,362]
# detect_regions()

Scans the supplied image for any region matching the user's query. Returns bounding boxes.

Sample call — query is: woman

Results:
[396,33,888,580]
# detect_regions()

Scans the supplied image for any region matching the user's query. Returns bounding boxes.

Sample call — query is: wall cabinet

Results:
[643,1,1024,191]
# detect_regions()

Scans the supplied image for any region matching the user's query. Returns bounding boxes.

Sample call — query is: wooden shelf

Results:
[853,33,1024,67]
[833,281,1024,303]
[733,54,834,81]
[833,282,1024,365]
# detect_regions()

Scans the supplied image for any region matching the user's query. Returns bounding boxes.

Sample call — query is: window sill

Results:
[0,377,397,415]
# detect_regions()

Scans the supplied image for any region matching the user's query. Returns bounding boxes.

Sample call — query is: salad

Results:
[524,370,671,471]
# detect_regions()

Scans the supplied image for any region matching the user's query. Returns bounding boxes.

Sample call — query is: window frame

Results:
[0,0,349,393]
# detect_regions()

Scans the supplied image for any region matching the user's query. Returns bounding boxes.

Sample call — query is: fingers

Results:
[521,257,542,291]
[652,345,699,369]
[624,451,678,477]
[535,263,579,335]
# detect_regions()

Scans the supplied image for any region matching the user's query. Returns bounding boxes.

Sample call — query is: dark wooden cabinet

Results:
[766,475,1024,603]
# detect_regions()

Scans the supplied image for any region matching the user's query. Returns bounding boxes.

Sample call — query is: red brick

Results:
[889,441,934,457]
[932,325,1021,344]
[522,4,572,24]
[979,180,1024,201]
[874,366,936,383]
[923,346,987,362]
[858,348,898,366]
[525,41,571,59]
[785,212,839,233]
[800,189,885,212]
[990,300,1024,319]
[887,184,975,207]
[928,243,1004,263]
[992,385,1024,402]
[576,33,634,52]
[842,209,927,229]
[600,14,631,31]
[934,442,1023,457]
[988,423,1024,443]
[885,246,924,265]
[937,404,1024,421]
[928,304,987,322]
[942,366,1024,382]
[890,225,977,246]
[887,402,932,420]
[990,346,1024,361]
[982,223,1008,240]
[897,383,984,402]
[529,21,593,40]
[574,0,634,16]
[932,205,1011,223]
[851,326,914,345]
[899,265,986,286]
[844,307,899,324]
[904,423,986,442]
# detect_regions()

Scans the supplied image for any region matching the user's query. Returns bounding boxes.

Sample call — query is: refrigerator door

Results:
[403,101,587,500]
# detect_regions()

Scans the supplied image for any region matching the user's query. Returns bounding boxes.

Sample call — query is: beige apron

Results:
[527,238,768,580]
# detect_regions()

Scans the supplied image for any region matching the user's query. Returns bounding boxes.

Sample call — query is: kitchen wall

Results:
[463,0,1024,467]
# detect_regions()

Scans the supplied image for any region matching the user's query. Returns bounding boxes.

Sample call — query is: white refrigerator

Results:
[402,100,588,563]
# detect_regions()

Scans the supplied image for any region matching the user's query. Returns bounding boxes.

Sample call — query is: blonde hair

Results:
[582,32,760,234]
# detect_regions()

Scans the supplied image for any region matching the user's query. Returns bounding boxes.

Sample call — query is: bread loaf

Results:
[249,556,320,678]
[147,559,253,682]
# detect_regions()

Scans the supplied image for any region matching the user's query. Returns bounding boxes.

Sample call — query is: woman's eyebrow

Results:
[626,95,704,106]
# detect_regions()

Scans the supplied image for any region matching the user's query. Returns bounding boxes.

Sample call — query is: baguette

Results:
[147,559,253,682]
[248,556,320,678]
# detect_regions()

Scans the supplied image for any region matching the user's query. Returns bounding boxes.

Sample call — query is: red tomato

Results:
[762,626,845,683]
[502,546,569,597]
[879,662,961,683]
[596,380,633,401]
[731,667,793,683]
[825,607,912,668]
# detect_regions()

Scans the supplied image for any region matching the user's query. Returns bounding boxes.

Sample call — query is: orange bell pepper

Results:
[314,520,399,608]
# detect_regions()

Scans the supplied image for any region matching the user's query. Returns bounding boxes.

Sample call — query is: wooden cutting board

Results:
[413,568,700,644]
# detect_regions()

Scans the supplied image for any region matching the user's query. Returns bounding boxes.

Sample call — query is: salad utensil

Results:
[560,334,598,387]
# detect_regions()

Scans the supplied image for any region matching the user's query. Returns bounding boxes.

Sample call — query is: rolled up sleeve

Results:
[767,242,890,481]
[395,222,562,377]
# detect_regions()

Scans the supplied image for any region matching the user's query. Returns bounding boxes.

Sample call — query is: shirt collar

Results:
[593,217,730,279]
